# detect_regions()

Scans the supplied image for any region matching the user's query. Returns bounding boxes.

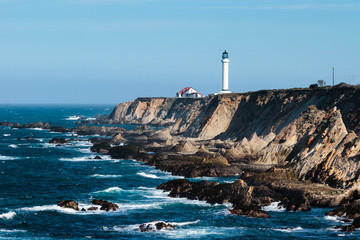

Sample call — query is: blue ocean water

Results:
[0,104,358,239]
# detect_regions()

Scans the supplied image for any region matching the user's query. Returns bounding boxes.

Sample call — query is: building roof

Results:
[177,87,202,95]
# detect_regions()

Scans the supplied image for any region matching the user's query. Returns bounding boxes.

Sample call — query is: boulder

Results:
[87,206,98,211]
[50,126,70,133]
[91,199,119,212]
[282,194,311,212]
[57,200,79,211]
[228,207,270,219]
[139,221,175,232]
[94,155,102,160]
[90,142,111,154]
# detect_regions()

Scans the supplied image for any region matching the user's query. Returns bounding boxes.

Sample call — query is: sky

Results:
[0,0,359,104]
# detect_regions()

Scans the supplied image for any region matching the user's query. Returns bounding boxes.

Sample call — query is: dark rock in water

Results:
[91,199,119,212]
[94,155,102,160]
[334,217,360,232]
[50,126,70,133]
[281,194,311,212]
[49,138,68,144]
[352,217,360,228]
[81,208,86,212]
[326,199,360,219]
[139,221,175,232]
[91,142,111,154]
[20,121,51,130]
[57,200,79,211]
[87,206,98,211]
[228,207,270,219]
[108,144,149,161]
[0,122,21,128]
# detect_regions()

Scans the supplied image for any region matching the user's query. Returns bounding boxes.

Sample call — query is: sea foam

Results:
[136,172,159,179]
[0,211,16,220]
[262,201,285,212]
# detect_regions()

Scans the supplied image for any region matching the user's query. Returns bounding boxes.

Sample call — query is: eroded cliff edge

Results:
[107,83,360,190]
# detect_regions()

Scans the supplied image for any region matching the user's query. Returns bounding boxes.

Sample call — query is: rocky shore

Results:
[4,84,360,231]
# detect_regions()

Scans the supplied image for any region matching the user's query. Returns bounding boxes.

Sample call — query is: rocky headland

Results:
[4,83,360,229]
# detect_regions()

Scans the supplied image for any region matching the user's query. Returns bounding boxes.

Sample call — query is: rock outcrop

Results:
[106,85,360,189]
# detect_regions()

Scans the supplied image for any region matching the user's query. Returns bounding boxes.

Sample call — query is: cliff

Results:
[109,84,360,189]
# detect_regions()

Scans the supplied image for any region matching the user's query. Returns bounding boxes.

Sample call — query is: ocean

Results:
[0,104,357,239]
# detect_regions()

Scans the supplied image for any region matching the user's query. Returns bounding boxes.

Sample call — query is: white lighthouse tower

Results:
[219,50,231,94]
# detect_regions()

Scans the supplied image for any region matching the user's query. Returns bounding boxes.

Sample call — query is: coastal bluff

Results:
[107,83,360,189]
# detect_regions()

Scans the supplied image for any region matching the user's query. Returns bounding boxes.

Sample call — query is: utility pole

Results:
[332,66,335,86]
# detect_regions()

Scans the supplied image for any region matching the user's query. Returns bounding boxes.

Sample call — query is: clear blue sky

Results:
[0,0,359,104]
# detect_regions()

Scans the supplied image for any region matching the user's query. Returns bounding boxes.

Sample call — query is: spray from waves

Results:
[136,172,159,179]
[0,211,16,220]
[3,134,10,136]
[91,174,122,178]
[262,201,285,212]
[8,144,18,148]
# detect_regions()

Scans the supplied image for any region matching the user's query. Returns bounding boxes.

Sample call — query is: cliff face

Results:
[109,84,360,189]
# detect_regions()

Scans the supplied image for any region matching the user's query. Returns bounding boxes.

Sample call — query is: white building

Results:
[176,87,204,98]
[219,50,231,94]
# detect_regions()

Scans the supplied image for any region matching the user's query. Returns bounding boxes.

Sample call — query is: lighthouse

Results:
[219,50,231,94]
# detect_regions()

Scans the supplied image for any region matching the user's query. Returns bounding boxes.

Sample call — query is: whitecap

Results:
[262,201,285,212]
[85,117,96,121]
[8,144,18,148]
[91,174,122,178]
[3,134,10,137]
[0,155,16,160]
[18,204,107,215]
[59,155,113,162]
[0,211,16,220]
[168,220,200,226]
[136,172,159,179]
[29,128,45,131]
[94,187,123,193]
[66,116,82,120]
[324,215,345,223]
[274,226,303,233]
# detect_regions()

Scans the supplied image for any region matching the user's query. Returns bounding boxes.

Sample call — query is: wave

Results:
[0,211,16,220]
[85,117,96,121]
[136,172,159,179]
[91,174,122,178]
[324,215,346,223]
[262,201,285,212]
[0,229,27,233]
[3,134,10,137]
[66,116,82,120]
[18,204,104,215]
[274,226,303,233]
[9,144,18,148]
[0,155,16,160]
[94,187,123,193]
[29,128,45,130]
[59,155,114,162]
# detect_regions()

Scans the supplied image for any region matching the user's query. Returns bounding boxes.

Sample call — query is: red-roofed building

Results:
[176,87,204,98]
